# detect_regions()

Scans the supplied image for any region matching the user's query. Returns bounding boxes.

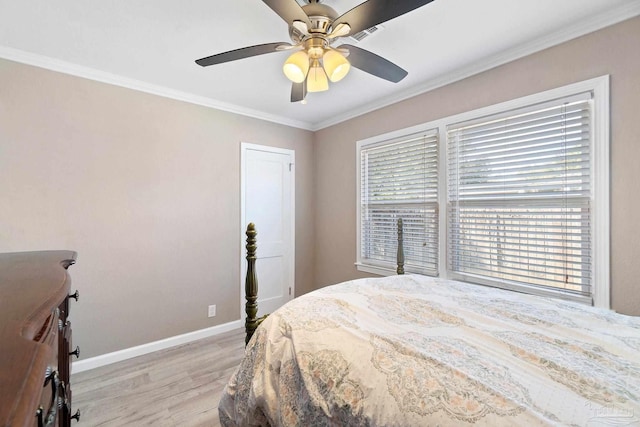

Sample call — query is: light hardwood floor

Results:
[71,328,245,426]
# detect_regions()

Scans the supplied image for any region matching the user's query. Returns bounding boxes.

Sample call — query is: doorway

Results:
[240,142,295,319]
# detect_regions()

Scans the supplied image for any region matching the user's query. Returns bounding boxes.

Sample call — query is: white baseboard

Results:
[71,320,243,374]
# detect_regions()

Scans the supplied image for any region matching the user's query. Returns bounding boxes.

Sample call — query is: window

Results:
[357,129,439,275]
[356,76,609,307]
[447,93,594,302]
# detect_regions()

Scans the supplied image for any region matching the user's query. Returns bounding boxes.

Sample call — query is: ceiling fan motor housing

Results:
[288,2,339,44]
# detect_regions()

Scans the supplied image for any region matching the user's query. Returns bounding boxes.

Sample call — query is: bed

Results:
[220,222,640,426]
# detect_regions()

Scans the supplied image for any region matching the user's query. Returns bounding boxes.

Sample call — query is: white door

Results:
[241,143,295,319]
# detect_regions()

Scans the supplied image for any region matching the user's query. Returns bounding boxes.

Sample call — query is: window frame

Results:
[356,75,610,308]
[356,123,440,277]
[358,128,440,276]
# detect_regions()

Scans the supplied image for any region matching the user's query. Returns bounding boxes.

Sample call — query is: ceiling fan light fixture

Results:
[323,49,350,83]
[283,50,309,83]
[307,60,329,92]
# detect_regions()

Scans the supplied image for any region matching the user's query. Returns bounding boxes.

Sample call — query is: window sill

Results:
[355,262,397,277]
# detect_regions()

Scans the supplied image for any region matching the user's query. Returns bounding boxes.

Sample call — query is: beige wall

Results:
[314,16,640,315]
[0,59,315,358]
[1,16,638,361]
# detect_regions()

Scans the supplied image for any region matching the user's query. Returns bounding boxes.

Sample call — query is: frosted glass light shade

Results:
[307,63,329,92]
[283,51,309,83]
[323,49,350,82]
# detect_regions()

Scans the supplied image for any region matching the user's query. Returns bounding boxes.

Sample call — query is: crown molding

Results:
[1,2,638,133]
[311,1,640,131]
[0,46,314,131]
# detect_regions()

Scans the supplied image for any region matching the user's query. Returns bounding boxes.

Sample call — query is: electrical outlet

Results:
[208,304,216,317]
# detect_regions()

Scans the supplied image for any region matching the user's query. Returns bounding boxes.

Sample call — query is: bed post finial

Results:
[397,218,405,275]
[245,223,259,345]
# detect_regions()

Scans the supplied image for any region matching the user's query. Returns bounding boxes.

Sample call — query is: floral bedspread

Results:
[219,275,640,426]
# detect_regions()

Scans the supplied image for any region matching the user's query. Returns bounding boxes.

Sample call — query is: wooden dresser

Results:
[0,251,80,427]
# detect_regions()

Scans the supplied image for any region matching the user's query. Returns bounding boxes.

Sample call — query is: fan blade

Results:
[195,42,291,67]
[291,80,307,102]
[338,44,408,83]
[262,0,312,27]
[332,0,434,36]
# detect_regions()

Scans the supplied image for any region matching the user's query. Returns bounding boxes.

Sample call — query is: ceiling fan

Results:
[195,0,434,103]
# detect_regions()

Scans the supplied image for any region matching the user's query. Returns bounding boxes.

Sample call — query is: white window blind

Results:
[360,130,439,274]
[447,92,593,300]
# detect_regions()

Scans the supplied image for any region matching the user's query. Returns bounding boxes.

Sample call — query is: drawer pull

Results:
[37,371,60,427]
[69,290,79,301]
[70,346,80,359]
[58,381,68,409]
[70,408,81,422]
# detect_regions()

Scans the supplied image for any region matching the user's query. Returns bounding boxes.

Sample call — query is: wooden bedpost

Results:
[397,218,405,275]
[245,223,259,345]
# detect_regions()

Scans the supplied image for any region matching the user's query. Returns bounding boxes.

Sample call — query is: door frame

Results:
[240,142,295,322]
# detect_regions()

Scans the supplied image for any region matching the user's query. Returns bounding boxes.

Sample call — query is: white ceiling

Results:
[1,0,639,130]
